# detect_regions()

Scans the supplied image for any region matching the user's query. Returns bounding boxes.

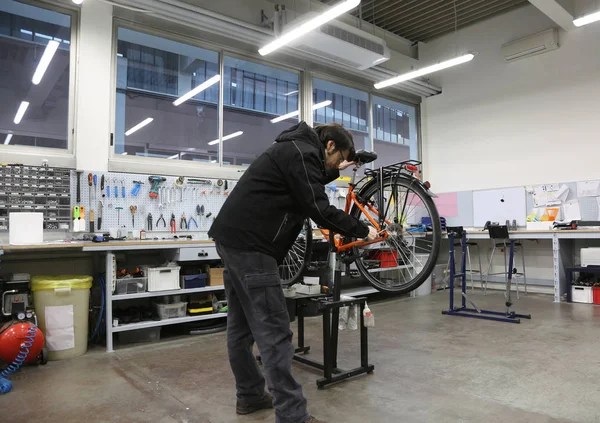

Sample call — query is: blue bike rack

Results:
[442,231,532,324]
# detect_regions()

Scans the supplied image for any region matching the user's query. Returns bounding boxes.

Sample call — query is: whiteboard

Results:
[473,187,527,228]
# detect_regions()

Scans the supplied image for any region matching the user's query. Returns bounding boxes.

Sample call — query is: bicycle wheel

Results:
[350,176,441,294]
[279,219,313,286]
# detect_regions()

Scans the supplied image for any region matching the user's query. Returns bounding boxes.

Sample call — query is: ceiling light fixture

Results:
[270,100,331,124]
[72,0,83,5]
[173,74,220,106]
[4,134,13,145]
[14,101,30,124]
[374,53,475,89]
[125,117,153,136]
[573,10,600,27]
[284,90,299,96]
[32,40,60,85]
[207,131,244,146]
[258,0,361,56]
[210,159,217,163]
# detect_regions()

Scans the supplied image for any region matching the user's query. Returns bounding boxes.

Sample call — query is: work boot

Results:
[304,417,327,423]
[236,393,274,415]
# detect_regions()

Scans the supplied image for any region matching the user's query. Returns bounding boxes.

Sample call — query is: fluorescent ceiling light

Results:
[121,152,128,155]
[32,40,60,85]
[14,101,30,124]
[258,0,361,55]
[374,53,475,89]
[207,131,244,146]
[373,57,387,65]
[72,0,83,4]
[270,100,331,123]
[4,134,13,145]
[167,154,179,159]
[285,90,299,96]
[125,117,153,136]
[573,10,600,27]
[173,74,220,106]
[21,29,32,35]
[210,160,217,163]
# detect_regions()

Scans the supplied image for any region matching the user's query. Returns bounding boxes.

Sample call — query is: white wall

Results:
[421,4,600,193]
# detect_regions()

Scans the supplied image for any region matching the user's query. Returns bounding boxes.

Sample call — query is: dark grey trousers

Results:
[216,242,309,423]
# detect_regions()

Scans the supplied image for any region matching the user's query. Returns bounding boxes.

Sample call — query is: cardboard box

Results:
[209,267,225,286]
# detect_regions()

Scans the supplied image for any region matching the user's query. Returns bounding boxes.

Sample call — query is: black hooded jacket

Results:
[208,121,369,262]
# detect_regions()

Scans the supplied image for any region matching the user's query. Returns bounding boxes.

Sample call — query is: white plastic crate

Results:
[145,266,181,292]
[571,286,593,303]
[153,302,187,320]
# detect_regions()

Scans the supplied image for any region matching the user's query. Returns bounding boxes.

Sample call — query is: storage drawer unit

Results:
[175,246,220,262]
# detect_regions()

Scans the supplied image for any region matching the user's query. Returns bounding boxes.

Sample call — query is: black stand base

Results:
[292,293,374,388]
[442,307,532,323]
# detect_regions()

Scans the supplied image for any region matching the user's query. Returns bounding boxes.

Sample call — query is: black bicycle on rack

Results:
[279,150,442,295]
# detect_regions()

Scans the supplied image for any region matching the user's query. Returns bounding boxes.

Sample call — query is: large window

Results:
[372,96,418,166]
[0,1,72,150]
[313,78,370,175]
[221,57,299,166]
[115,28,220,162]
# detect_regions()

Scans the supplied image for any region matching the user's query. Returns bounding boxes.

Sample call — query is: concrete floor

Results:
[2,290,600,422]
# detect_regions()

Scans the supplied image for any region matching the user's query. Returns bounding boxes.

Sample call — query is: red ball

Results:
[0,323,45,364]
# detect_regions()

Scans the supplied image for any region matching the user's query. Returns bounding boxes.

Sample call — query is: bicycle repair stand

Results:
[442,231,532,324]
[293,247,374,388]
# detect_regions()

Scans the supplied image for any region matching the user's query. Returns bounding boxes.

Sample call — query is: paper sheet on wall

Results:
[532,184,569,207]
[577,180,600,197]
[433,192,458,217]
[563,200,582,221]
[45,305,75,352]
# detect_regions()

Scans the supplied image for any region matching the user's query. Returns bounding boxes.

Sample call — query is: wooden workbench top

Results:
[0,238,215,252]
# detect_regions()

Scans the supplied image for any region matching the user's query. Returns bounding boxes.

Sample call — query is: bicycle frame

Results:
[319,161,422,254]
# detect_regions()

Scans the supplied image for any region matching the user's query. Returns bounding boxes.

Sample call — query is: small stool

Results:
[483,225,527,297]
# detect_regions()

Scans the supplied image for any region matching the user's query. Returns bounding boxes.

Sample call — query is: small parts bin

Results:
[31,275,93,361]
[153,302,187,320]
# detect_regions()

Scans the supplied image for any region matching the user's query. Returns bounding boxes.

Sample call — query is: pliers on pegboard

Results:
[170,213,177,233]
[156,213,166,229]
[180,214,188,230]
[188,215,198,229]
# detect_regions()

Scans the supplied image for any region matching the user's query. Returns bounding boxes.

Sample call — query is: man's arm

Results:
[284,142,369,239]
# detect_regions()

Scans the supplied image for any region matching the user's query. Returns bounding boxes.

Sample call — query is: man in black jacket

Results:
[209,121,377,423]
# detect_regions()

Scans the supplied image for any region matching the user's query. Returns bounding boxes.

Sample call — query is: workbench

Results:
[444,229,600,303]
[1,238,225,352]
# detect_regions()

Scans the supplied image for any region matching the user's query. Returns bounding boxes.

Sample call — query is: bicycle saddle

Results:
[354,150,378,164]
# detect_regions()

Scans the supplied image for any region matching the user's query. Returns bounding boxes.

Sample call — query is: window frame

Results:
[109,19,305,176]
[0,0,78,168]
[309,71,422,163]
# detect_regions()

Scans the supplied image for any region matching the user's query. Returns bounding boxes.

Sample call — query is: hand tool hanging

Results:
[98,201,103,230]
[101,174,105,198]
[170,213,177,233]
[74,171,81,231]
[147,213,153,231]
[130,205,137,228]
[88,173,94,232]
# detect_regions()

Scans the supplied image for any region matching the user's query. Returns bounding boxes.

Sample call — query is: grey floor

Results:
[3,290,600,423]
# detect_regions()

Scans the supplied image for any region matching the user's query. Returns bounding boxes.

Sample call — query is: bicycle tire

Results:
[350,176,441,294]
[279,219,313,286]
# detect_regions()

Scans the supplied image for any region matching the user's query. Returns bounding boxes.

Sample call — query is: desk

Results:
[0,239,225,353]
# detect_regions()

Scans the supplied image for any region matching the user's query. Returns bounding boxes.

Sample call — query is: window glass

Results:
[312,78,370,176]
[221,56,299,166]
[0,1,71,149]
[115,28,219,162]
[372,96,418,166]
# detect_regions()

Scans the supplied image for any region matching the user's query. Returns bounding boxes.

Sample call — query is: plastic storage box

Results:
[181,274,207,289]
[571,286,593,303]
[145,266,181,291]
[115,277,147,295]
[153,301,188,320]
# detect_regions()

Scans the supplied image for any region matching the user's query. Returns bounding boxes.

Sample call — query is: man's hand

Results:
[366,226,379,241]
[338,160,355,171]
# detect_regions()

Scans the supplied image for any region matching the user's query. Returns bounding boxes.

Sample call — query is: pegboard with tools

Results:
[70,171,236,234]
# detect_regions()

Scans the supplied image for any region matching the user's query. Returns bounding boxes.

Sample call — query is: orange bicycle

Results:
[279,150,442,295]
